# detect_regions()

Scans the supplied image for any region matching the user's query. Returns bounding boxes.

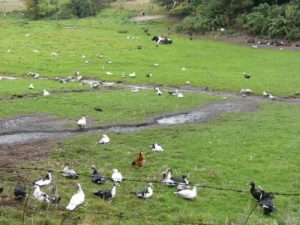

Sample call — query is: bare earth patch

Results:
[130,14,167,22]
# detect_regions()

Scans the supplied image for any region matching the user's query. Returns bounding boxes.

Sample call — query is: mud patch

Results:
[156,99,258,125]
[0,139,57,166]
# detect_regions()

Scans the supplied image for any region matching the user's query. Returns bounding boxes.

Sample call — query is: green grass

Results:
[0,10,299,97]
[1,102,299,225]
[0,90,221,124]
[1,2,300,225]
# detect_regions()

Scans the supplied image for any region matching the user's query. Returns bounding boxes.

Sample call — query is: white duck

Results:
[43,90,50,96]
[111,169,123,183]
[177,92,184,98]
[99,134,110,144]
[33,172,52,186]
[33,185,49,202]
[174,185,199,199]
[157,89,163,95]
[128,72,136,78]
[77,116,86,129]
[66,183,85,211]
[28,84,34,89]
[151,143,164,152]
[263,91,270,97]
[132,183,153,199]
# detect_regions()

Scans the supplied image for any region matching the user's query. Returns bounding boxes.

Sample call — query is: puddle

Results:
[0,76,19,80]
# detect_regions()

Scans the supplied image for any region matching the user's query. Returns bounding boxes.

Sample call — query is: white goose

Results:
[33,172,52,186]
[28,84,34,89]
[99,134,110,144]
[66,183,85,211]
[33,185,49,202]
[174,185,199,199]
[111,169,123,183]
[77,116,86,129]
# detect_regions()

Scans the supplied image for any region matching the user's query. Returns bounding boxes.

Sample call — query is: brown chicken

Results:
[132,152,145,168]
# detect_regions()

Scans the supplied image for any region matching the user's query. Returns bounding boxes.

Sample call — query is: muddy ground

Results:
[1,77,300,166]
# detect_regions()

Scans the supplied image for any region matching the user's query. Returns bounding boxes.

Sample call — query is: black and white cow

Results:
[152,36,173,45]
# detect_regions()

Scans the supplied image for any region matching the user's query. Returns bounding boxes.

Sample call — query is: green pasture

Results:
[0,102,299,225]
[0,9,299,97]
[0,2,300,225]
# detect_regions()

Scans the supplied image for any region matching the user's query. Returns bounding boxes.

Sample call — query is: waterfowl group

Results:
[248,181,276,214]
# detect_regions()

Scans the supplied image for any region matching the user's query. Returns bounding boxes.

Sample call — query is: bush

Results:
[53,4,76,19]
[68,0,96,18]
[243,3,300,40]
[24,0,57,19]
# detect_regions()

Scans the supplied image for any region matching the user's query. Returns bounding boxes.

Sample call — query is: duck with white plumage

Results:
[66,183,85,211]
[33,185,49,202]
[62,164,79,179]
[33,171,52,186]
[99,134,110,144]
[77,116,86,129]
[111,169,123,184]
[174,184,199,200]
[131,183,154,199]
[151,143,164,152]
[94,183,118,201]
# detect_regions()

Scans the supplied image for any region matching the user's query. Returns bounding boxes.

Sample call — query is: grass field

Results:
[0,1,300,225]
[0,8,299,97]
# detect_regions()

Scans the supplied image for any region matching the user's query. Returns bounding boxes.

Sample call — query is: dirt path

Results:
[130,15,167,22]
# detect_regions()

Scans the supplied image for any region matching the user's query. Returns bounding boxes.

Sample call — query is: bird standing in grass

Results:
[77,116,86,129]
[94,183,118,201]
[111,169,123,183]
[91,165,106,184]
[62,164,79,179]
[43,89,50,96]
[66,183,85,211]
[151,143,164,152]
[243,72,251,79]
[14,185,27,200]
[50,184,61,204]
[259,190,276,214]
[174,185,198,199]
[28,84,34,89]
[99,134,110,144]
[33,171,52,186]
[33,185,49,202]
[248,181,263,201]
[263,91,270,97]
[132,152,145,168]
[131,183,153,199]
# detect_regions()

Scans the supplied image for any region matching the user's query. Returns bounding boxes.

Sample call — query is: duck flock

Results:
[0,143,275,216]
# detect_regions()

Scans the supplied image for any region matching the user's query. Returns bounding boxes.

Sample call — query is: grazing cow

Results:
[152,36,173,45]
